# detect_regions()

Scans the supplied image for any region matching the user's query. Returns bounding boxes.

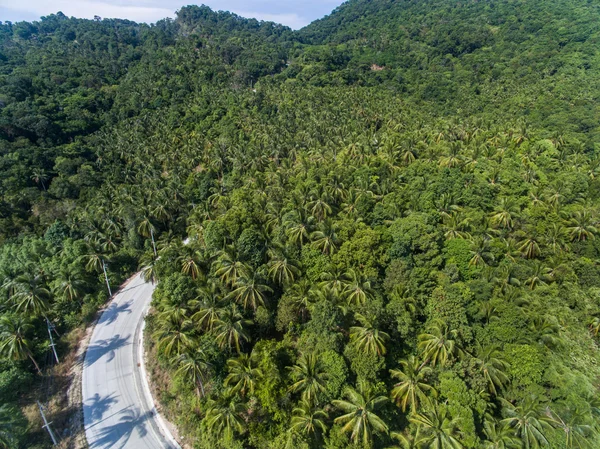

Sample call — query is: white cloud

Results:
[1,0,174,23]
[0,0,344,28]
[231,10,309,29]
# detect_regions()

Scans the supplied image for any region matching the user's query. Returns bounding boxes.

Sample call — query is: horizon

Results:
[0,1,346,30]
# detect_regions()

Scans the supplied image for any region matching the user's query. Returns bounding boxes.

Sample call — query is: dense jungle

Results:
[2,1,600,448]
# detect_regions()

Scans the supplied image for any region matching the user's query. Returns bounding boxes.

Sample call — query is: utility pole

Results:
[102,259,112,297]
[150,227,157,257]
[37,401,58,446]
[46,318,59,364]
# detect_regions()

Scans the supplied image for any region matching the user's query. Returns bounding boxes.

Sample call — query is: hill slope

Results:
[2,3,600,449]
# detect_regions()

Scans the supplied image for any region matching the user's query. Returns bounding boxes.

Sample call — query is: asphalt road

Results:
[82,273,180,449]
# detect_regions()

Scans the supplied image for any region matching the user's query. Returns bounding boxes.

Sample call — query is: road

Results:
[82,273,180,449]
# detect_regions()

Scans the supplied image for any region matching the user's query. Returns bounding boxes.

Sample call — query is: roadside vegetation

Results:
[2,1,600,448]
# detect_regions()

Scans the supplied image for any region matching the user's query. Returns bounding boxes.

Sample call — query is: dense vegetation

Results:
[2,1,600,448]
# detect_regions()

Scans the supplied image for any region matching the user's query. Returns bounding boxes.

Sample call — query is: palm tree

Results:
[473,344,509,396]
[343,270,375,307]
[226,274,272,312]
[139,252,159,284]
[501,397,552,449]
[174,349,211,397]
[290,399,328,443]
[491,197,519,230]
[152,314,195,358]
[9,274,50,317]
[52,270,85,303]
[517,231,541,259]
[417,322,459,368]
[212,308,252,353]
[267,250,300,287]
[442,212,471,240]
[213,248,250,286]
[332,383,389,448]
[567,210,597,242]
[482,418,519,449]
[311,218,339,255]
[319,267,351,296]
[469,236,493,267]
[288,353,329,404]
[224,353,263,397]
[0,315,41,374]
[410,404,463,449]
[177,245,205,280]
[191,285,224,331]
[287,279,316,322]
[589,316,600,337]
[350,313,390,356]
[31,169,49,191]
[390,355,436,413]
[544,407,595,449]
[388,429,421,449]
[0,404,24,449]
[525,262,553,290]
[204,395,246,441]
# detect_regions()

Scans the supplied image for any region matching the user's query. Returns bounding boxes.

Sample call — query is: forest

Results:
[2,1,600,448]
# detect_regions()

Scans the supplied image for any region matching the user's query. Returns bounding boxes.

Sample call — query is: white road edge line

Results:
[138,301,182,449]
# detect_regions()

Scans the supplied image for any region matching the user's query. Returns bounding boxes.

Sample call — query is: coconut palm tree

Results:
[226,273,272,312]
[390,355,436,413]
[544,407,595,449]
[410,404,463,449]
[290,399,328,443]
[9,274,50,317]
[567,210,597,242]
[501,397,552,449]
[204,395,246,441]
[482,418,520,449]
[491,197,519,230]
[469,236,493,267]
[517,231,541,259]
[287,279,316,322]
[52,270,85,303]
[417,322,459,368]
[174,348,211,397]
[0,404,25,449]
[350,313,390,356]
[224,353,263,397]
[267,249,300,287]
[152,314,195,358]
[177,245,205,280]
[139,252,159,284]
[343,270,375,307]
[311,218,339,255]
[212,308,252,353]
[0,315,41,374]
[473,344,509,396]
[332,383,389,448]
[213,247,251,286]
[288,352,329,404]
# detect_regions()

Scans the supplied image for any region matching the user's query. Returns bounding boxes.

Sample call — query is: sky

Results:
[0,0,345,30]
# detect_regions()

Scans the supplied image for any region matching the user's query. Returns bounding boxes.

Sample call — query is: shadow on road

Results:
[84,393,119,422]
[88,407,150,449]
[84,334,131,367]
[98,300,133,326]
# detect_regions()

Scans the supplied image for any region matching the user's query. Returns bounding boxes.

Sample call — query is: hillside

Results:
[1,2,600,449]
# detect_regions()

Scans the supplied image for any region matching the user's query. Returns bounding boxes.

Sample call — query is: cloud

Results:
[2,0,175,23]
[231,10,309,29]
[0,0,345,28]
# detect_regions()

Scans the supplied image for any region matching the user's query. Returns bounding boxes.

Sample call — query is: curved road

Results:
[82,273,180,449]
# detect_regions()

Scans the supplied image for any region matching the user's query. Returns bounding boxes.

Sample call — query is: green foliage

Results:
[3,1,600,447]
